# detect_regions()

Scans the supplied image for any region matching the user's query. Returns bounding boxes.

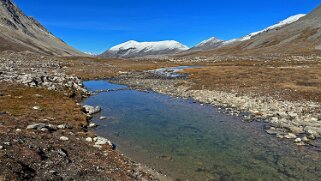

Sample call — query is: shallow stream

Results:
[83,80,321,181]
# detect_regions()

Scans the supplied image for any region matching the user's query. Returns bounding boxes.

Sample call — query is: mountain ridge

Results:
[0,0,84,56]
[100,40,189,58]
[188,14,306,53]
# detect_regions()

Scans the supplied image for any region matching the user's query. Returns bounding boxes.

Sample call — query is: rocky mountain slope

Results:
[100,40,189,58]
[239,5,321,53]
[221,14,306,47]
[188,14,306,54]
[0,0,84,56]
[179,5,321,58]
[189,37,224,51]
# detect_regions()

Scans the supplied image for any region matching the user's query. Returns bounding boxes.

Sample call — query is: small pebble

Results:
[93,145,102,149]
[284,133,297,139]
[294,138,302,143]
[16,129,22,132]
[302,136,309,142]
[57,149,67,157]
[40,128,48,132]
[49,170,57,174]
[295,142,306,146]
[99,116,107,120]
[85,137,93,142]
[59,136,69,141]
[88,123,97,128]
[32,106,41,110]
[57,124,69,129]
[0,145,3,150]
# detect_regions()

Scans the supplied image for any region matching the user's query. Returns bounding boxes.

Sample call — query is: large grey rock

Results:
[93,137,112,146]
[82,105,101,115]
[26,123,57,131]
[26,123,47,130]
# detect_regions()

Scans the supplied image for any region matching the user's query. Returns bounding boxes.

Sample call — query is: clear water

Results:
[83,80,321,181]
[84,80,127,92]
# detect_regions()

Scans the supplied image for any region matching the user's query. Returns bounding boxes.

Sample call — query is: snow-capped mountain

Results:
[191,14,306,52]
[190,37,224,51]
[100,40,189,58]
[221,14,306,46]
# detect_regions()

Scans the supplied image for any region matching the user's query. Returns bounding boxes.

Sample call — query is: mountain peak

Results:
[190,37,224,51]
[197,37,223,46]
[101,40,189,58]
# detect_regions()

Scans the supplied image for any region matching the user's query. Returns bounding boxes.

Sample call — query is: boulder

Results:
[26,123,47,130]
[94,137,112,146]
[304,126,321,139]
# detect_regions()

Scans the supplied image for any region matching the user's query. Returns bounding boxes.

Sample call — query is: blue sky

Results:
[14,0,320,54]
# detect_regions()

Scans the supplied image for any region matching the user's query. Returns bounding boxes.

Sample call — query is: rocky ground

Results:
[0,51,87,94]
[0,51,165,181]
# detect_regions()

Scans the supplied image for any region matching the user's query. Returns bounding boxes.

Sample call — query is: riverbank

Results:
[111,68,321,147]
[0,52,165,180]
